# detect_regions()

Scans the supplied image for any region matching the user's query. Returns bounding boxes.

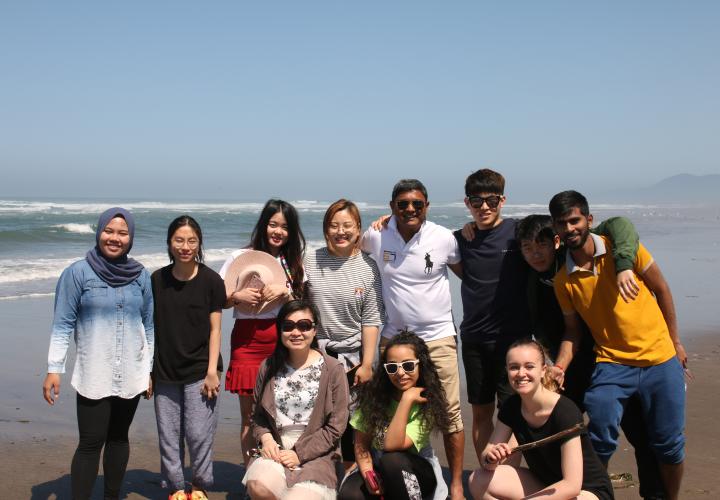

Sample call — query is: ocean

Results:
[1,198,719,331]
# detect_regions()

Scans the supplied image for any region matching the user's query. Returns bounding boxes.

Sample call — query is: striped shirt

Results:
[304,247,384,354]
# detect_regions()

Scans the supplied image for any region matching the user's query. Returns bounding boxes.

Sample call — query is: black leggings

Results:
[339,451,436,500]
[72,393,140,500]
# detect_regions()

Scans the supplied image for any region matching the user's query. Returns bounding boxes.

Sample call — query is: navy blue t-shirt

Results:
[454,218,530,345]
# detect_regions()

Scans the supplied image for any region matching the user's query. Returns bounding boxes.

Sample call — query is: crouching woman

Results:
[469,338,613,500]
[243,299,349,500]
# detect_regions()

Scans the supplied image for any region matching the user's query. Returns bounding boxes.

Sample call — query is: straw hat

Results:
[224,250,288,314]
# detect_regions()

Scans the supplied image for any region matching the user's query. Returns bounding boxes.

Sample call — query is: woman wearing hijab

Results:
[42,207,154,500]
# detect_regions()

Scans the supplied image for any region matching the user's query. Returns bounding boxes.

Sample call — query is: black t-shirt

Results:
[498,394,614,500]
[454,218,530,344]
[152,264,226,384]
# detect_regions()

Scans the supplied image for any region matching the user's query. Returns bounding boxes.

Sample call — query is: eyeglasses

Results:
[327,222,356,233]
[172,238,200,248]
[395,200,426,210]
[383,359,420,375]
[281,319,316,332]
[467,195,502,209]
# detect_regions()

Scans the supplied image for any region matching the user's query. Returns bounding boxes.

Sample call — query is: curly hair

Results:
[356,330,451,444]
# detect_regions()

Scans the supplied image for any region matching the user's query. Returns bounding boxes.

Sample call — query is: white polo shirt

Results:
[361,217,460,342]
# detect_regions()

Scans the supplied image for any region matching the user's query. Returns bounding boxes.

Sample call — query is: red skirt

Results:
[225,318,277,395]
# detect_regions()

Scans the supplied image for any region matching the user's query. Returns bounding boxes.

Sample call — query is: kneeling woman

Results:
[339,331,451,500]
[244,300,349,500]
[469,338,613,500]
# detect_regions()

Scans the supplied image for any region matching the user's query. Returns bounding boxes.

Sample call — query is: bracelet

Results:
[554,363,565,372]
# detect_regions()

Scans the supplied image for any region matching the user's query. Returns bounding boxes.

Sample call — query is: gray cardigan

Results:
[251,352,350,490]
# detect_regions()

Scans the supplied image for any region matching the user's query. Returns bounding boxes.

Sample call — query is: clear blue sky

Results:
[1,1,718,202]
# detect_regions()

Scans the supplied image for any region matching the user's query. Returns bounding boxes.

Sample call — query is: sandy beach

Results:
[1,295,718,499]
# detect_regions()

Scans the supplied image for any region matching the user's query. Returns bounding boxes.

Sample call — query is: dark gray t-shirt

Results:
[454,218,530,345]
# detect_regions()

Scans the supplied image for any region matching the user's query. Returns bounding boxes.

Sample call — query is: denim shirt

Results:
[48,259,154,399]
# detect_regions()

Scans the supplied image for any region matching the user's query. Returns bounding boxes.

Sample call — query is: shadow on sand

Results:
[30,461,247,500]
[30,463,473,499]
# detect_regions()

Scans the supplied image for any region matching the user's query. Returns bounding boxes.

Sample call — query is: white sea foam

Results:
[0,248,239,285]
[0,292,55,301]
[0,199,393,215]
[51,223,95,234]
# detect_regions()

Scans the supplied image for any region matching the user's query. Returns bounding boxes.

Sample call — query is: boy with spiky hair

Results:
[454,168,531,460]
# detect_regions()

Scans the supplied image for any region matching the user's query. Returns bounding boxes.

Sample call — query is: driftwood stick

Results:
[485,422,585,465]
[511,422,585,454]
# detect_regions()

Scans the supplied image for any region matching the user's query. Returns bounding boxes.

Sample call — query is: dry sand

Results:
[1,297,717,499]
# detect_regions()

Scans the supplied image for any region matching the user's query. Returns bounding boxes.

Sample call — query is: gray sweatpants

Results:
[154,379,219,490]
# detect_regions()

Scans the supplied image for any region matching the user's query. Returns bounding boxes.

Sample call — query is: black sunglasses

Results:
[395,200,426,210]
[383,359,420,374]
[468,195,502,209]
[281,319,316,333]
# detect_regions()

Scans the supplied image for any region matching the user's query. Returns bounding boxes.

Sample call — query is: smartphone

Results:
[345,364,360,387]
[365,469,381,491]
[244,272,265,290]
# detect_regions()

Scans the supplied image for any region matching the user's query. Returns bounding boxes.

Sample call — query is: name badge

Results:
[383,250,396,262]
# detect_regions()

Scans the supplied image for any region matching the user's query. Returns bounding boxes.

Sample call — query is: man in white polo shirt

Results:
[361,178,465,500]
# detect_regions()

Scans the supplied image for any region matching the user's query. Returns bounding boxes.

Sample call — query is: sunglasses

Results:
[281,319,315,333]
[468,195,502,209]
[395,200,426,210]
[383,359,420,375]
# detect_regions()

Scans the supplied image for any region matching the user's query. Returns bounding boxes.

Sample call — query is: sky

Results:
[1,1,718,203]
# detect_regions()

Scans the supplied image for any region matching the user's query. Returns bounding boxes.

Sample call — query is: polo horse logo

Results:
[424,253,433,274]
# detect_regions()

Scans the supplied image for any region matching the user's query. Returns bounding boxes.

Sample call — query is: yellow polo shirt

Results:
[554,235,676,367]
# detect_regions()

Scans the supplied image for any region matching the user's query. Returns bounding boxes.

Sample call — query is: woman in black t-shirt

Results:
[468,338,613,500]
[151,215,226,500]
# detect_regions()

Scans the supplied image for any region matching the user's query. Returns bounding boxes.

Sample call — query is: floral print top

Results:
[274,356,324,430]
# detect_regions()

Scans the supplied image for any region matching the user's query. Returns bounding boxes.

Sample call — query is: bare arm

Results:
[383,387,426,451]
[525,437,584,499]
[355,430,383,496]
[201,311,222,399]
[448,261,463,279]
[355,325,379,385]
[641,262,686,367]
[480,420,513,468]
[552,313,584,389]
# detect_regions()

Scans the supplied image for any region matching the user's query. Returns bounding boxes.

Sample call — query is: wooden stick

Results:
[485,422,585,464]
[511,422,585,454]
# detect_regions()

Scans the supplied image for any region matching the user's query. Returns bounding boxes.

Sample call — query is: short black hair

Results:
[515,214,556,243]
[465,168,505,196]
[391,179,428,202]
[549,190,589,219]
[166,215,204,263]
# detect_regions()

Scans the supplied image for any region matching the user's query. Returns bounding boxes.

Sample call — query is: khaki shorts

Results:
[380,335,464,434]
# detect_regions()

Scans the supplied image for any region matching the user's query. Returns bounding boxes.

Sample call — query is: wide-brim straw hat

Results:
[224,250,288,315]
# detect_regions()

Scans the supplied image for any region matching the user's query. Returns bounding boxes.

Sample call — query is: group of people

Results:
[42,168,688,500]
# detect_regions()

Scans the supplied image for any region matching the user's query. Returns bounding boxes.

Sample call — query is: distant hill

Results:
[596,174,720,204]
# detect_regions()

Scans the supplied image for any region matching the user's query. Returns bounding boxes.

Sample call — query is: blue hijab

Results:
[85,207,144,287]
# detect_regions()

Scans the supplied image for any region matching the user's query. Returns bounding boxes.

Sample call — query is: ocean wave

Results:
[0,292,55,301]
[0,248,237,285]
[0,199,393,215]
[51,223,95,234]
[0,242,330,286]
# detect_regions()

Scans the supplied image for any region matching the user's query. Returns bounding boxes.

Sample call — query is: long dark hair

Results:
[166,215,204,263]
[250,199,306,297]
[263,299,320,381]
[356,331,451,441]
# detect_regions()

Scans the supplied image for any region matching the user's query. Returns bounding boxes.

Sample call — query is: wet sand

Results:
[1,296,718,499]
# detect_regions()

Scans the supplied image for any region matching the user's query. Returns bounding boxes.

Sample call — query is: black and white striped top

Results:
[304,247,384,353]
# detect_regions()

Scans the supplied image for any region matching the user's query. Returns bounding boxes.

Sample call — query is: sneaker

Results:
[168,491,188,500]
